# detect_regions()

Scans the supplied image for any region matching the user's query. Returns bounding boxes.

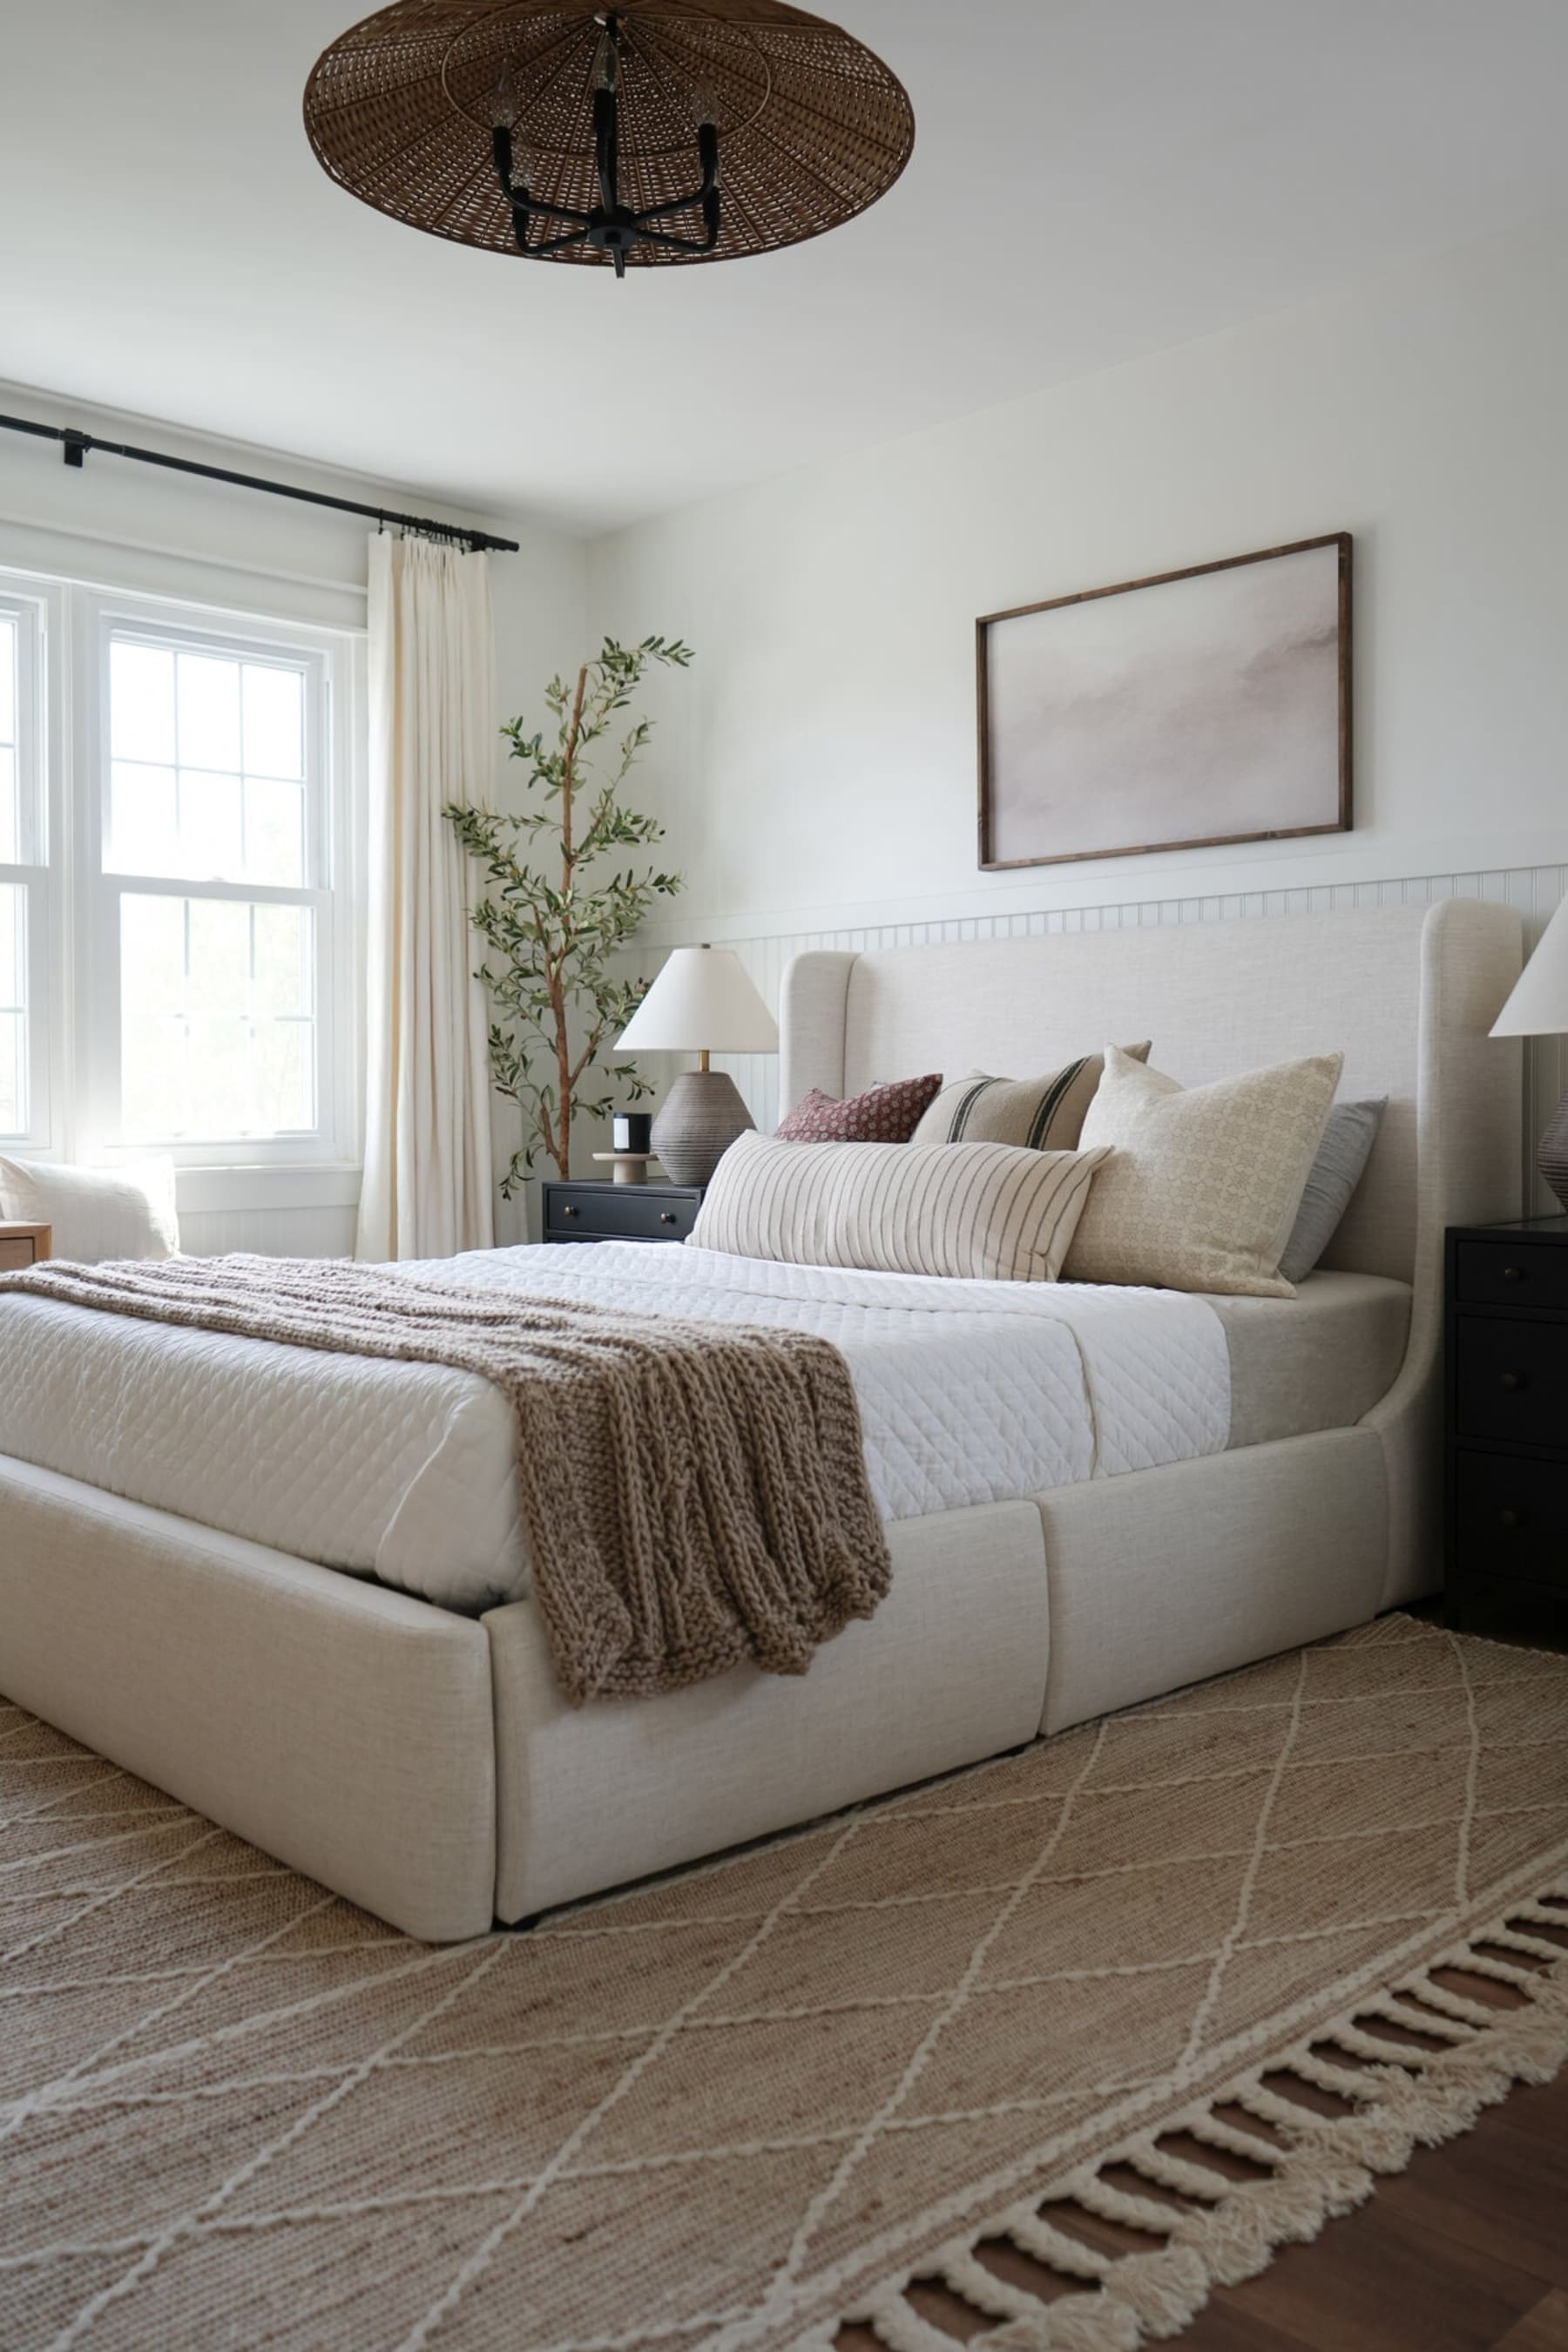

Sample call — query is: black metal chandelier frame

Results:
[490,10,720,280]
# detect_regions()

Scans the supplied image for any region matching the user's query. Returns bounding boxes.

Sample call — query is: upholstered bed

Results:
[0,901,1522,1940]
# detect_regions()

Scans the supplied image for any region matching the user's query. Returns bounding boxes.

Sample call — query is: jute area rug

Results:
[3,1617,1566,2352]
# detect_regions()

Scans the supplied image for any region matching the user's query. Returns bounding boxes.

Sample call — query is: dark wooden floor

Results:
[1139,2060,1568,2352]
[838,1597,1568,2352]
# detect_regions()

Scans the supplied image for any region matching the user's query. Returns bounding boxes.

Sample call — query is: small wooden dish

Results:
[591,1152,659,1187]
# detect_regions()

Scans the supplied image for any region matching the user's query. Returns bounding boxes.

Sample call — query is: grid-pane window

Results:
[120,896,316,1141]
[99,615,335,1156]
[0,594,44,1147]
[0,884,24,1137]
[0,612,21,1135]
[0,613,17,866]
[0,579,353,1168]
[108,641,306,888]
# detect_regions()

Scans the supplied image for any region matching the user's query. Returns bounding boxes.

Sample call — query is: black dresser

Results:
[542,1180,705,1246]
[1445,1213,1568,1625]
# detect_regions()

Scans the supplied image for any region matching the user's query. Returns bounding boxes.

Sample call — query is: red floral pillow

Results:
[774,1074,943,1144]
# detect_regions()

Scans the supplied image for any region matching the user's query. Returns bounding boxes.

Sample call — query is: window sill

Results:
[174,1164,362,1217]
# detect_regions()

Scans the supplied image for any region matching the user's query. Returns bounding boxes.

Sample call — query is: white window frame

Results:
[0,579,59,1155]
[71,589,362,1172]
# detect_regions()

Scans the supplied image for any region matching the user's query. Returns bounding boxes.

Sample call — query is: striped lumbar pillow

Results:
[912,1044,1152,1152]
[689,1131,1111,1282]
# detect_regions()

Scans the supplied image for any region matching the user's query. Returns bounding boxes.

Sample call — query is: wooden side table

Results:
[542,1181,704,1246]
[1445,1212,1568,1625]
[0,1222,51,1271]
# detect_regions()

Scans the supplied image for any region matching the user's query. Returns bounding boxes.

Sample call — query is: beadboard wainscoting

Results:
[173,1167,362,1260]
[178,1204,360,1258]
[627,862,1568,1221]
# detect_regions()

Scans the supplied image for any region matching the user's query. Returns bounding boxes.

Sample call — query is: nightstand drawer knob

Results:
[1502,1264,1525,1282]
[659,1210,679,1226]
[1499,1507,1529,1531]
[1498,1370,1526,1393]
[561,1204,579,1219]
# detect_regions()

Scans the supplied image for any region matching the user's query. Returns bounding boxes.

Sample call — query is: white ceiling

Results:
[3,1,1568,536]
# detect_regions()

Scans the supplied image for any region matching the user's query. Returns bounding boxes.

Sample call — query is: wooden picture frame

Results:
[977,531,1353,872]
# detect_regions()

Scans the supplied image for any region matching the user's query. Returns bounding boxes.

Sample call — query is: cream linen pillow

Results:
[1063,1046,1343,1298]
[0,1156,179,1263]
[690,1130,1111,1282]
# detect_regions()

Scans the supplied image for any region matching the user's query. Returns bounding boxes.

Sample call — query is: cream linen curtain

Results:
[356,534,497,1262]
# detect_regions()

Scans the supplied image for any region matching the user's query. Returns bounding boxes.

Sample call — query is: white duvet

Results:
[0,1241,1230,1612]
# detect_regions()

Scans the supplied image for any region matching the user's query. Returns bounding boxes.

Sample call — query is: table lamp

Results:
[618,946,780,1186]
[1490,896,1568,1211]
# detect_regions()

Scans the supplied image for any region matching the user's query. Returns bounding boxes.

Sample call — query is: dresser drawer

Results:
[1455,1239,1568,1311]
[544,1186,701,1243]
[1455,1451,1568,1590]
[0,1238,37,1272]
[1453,1315,1567,1449]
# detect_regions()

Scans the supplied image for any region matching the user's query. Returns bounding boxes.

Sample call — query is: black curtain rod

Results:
[0,411,520,555]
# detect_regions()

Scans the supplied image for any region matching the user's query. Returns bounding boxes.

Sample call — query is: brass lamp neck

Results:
[697,1048,710,1074]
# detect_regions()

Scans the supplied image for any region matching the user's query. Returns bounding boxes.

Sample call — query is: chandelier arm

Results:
[631,188,709,226]
[529,226,594,255]
[491,129,598,233]
[515,195,597,229]
[632,124,720,239]
[635,224,720,255]
[699,120,721,246]
[592,84,619,219]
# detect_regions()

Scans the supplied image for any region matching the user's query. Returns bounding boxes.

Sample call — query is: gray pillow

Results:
[1279,1098,1387,1284]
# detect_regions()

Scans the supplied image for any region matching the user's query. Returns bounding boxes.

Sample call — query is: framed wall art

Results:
[977,531,1352,871]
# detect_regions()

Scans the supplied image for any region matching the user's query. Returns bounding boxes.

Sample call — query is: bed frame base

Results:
[1,1428,1408,1941]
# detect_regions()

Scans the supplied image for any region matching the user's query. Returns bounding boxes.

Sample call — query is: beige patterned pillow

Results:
[912,1044,1152,1152]
[690,1131,1111,1282]
[1064,1046,1343,1297]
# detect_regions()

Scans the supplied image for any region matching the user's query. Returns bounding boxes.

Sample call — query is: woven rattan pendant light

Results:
[304,1,915,278]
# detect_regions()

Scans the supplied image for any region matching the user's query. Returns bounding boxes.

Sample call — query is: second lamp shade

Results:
[618,948,778,1187]
[617,948,780,1055]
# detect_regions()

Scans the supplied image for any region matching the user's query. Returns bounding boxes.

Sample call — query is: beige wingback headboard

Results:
[779,900,1523,1291]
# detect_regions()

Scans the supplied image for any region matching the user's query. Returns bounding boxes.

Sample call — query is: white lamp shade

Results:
[1490,898,1568,1037]
[618,947,780,1054]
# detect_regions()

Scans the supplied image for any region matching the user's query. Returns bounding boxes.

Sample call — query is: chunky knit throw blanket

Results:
[0,1254,893,1706]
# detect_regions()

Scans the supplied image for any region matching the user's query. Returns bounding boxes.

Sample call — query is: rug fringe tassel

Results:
[835,1871,1568,2351]
[1003,2209,1113,2282]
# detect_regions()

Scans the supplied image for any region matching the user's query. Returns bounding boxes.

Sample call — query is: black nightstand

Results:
[1445,1213,1568,1626]
[542,1179,705,1246]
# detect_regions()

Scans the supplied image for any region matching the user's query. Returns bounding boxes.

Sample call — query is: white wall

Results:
[0,384,588,1252]
[589,213,1568,934]
[585,213,1568,1202]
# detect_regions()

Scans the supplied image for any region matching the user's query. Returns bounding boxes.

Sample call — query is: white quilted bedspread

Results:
[0,1242,1230,1612]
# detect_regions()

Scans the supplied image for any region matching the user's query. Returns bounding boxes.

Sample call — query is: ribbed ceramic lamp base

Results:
[1539,1089,1568,1213]
[652,1071,756,1188]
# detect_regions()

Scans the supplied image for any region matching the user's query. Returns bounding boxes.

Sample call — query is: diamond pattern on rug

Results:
[2,1619,1565,2352]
